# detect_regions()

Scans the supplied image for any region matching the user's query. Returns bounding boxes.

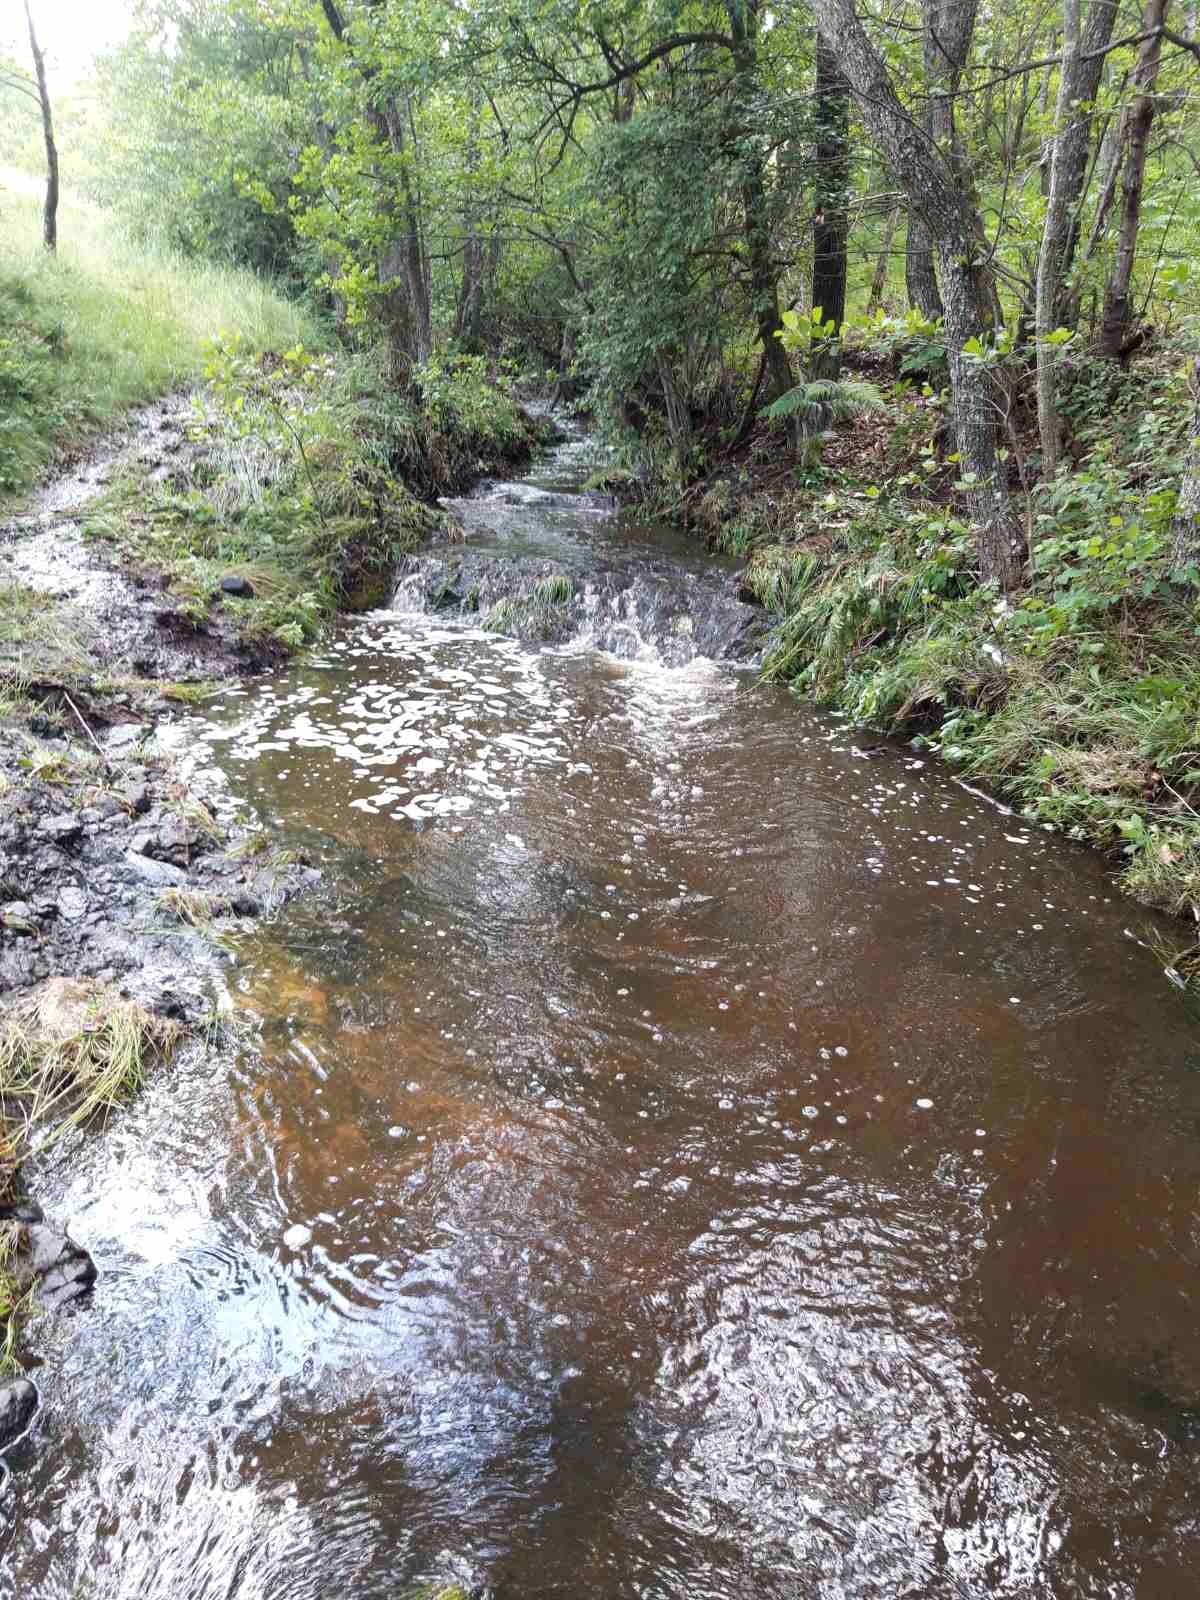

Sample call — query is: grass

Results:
[746,522,1200,919]
[156,887,217,928]
[715,345,1200,927]
[483,573,576,638]
[0,979,184,1365]
[0,187,319,499]
[0,981,182,1165]
[0,1225,32,1374]
[79,340,460,653]
[0,582,92,686]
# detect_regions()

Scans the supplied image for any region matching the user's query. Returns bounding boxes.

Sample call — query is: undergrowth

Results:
[81,339,541,650]
[731,348,1200,921]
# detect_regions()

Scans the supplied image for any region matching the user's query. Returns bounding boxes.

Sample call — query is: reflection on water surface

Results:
[6,442,1200,1600]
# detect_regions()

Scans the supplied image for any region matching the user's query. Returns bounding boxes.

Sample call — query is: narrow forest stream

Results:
[6,430,1200,1598]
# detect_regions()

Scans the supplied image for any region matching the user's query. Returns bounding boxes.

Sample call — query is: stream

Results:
[5,428,1200,1598]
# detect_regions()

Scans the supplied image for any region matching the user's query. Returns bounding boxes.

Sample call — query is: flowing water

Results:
[5,431,1200,1599]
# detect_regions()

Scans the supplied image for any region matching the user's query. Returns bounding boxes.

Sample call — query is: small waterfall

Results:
[389,425,768,665]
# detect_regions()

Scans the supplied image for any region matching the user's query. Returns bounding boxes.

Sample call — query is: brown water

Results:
[5,442,1200,1599]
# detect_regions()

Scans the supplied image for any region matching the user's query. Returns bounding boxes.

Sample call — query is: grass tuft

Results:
[0,980,183,1163]
[483,573,576,638]
[156,887,217,928]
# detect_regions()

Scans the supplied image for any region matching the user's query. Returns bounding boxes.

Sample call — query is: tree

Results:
[810,0,1027,590]
[1170,356,1200,577]
[1035,0,1083,478]
[810,30,850,378]
[1034,0,1119,475]
[23,0,57,252]
[1099,0,1171,359]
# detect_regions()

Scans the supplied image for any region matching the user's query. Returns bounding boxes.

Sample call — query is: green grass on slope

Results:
[0,185,319,498]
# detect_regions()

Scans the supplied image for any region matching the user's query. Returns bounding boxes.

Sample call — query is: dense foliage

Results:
[7,0,1200,919]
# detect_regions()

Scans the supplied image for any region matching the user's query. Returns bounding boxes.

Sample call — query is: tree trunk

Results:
[454,95,487,352]
[922,0,1003,331]
[368,96,433,382]
[1099,0,1169,359]
[812,0,1027,589]
[1170,357,1200,578]
[811,31,850,378]
[1035,0,1082,479]
[1081,84,1128,270]
[728,1,793,401]
[867,205,901,315]
[906,215,943,318]
[24,1,57,253]
[1052,0,1120,321]
[455,234,486,352]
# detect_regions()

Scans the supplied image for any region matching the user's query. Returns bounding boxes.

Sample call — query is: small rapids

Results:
[6,421,1200,1600]
[390,425,767,666]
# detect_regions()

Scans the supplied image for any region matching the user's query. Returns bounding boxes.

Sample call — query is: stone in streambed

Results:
[1,903,36,932]
[0,1380,40,1453]
[121,780,151,816]
[17,1220,97,1311]
[56,886,87,921]
[104,723,147,755]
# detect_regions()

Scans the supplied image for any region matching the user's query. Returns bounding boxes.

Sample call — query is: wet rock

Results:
[122,849,187,887]
[0,1199,43,1224]
[17,1221,97,1311]
[219,574,255,598]
[155,813,200,866]
[38,813,82,848]
[56,886,87,921]
[22,976,102,1043]
[105,724,147,755]
[0,1380,40,1453]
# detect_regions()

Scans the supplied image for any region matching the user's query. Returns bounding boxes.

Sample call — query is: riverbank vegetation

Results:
[3,0,1200,921]
[0,189,315,498]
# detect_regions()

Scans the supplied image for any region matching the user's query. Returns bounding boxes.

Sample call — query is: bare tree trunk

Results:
[24,0,57,253]
[812,0,1027,589]
[1052,0,1120,320]
[906,212,943,319]
[1081,83,1128,272]
[1035,0,1082,479]
[811,31,850,378]
[1170,356,1200,578]
[867,205,901,315]
[922,0,1004,331]
[454,94,486,352]
[1099,0,1169,359]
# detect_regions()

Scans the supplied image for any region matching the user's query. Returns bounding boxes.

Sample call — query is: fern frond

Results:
[761,379,886,430]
